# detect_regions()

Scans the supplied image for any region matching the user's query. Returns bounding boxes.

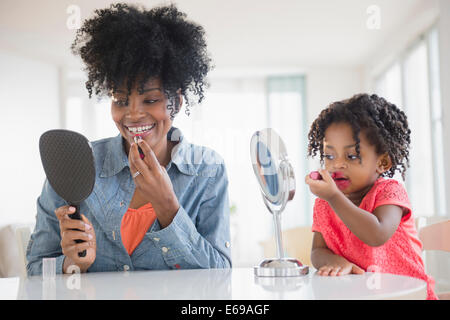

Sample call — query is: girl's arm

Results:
[306,170,404,247]
[327,192,404,247]
[311,231,364,276]
[311,231,344,269]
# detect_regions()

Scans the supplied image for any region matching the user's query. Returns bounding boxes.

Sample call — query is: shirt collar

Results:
[100,126,194,178]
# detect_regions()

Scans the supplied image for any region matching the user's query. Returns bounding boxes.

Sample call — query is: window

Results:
[427,28,446,217]
[65,97,83,133]
[93,99,118,141]
[267,76,310,228]
[375,62,402,108]
[403,41,435,217]
[374,27,446,217]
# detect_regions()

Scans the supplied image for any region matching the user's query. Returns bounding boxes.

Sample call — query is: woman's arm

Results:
[146,162,232,269]
[129,139,231,269]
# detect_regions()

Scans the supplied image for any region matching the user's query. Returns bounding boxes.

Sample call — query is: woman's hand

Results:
[54,205,96,273]
[317,255,365,276]
[128,139,180,228]
[305,169,340,202]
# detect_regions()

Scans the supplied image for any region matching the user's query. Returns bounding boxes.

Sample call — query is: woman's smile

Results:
[124,123,157,140]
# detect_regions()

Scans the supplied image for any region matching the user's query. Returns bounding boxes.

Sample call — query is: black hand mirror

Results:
[39,129,96,257]
[250,128,308,277]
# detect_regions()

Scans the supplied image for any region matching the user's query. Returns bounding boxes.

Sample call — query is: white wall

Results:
[306,66,364,124]
[305,66,364,177]
[0,50,60,226]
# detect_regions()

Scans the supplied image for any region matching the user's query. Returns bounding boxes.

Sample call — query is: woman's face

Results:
[322,122,386,196]
[111,78,176,153]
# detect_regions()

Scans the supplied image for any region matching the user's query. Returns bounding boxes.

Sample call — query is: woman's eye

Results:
[112,98,127,107]
[112,97,159,106]
[115,101,127,107]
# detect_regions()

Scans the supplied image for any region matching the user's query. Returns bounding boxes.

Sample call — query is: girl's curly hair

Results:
[307,94,411,179]
[71,3,212,118]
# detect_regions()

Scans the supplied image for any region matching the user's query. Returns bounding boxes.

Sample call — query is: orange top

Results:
[121,203,157,255]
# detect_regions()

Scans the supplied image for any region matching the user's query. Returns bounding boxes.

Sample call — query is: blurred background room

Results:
[1,0,449,295]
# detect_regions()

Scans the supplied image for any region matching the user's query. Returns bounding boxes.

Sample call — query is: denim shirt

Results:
[27,127,231,275]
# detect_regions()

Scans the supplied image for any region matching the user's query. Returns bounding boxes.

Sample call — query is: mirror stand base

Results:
[254,258,309,277]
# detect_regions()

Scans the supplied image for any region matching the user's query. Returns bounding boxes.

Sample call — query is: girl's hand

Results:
[317,256,365,276]
[128,139,180,228]
[305,169,340,202]
[54,205,96,273]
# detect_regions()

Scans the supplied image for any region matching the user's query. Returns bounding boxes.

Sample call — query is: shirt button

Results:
[120,200,124,207]
[161,247,169,253]
[225,241,231,248]
[123,265,130,271]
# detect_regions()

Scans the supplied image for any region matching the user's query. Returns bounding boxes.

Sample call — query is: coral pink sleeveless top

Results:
[312,178,437,300]
[121,203,156,256]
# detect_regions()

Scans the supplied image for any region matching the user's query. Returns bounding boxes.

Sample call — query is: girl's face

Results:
[111,78,177,154]
[322,122,390,197]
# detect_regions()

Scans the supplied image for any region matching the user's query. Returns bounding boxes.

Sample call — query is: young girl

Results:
[305,94,437,300]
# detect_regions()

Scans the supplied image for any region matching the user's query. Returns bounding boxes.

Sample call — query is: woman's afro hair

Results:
[71,2,212,118]
[307,94,411,179]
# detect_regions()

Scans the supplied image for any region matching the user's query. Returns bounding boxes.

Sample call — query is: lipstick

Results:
[134,135,145,159]
[309,171,323,180]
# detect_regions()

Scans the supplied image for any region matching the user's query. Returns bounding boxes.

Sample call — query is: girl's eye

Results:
[347,154,359,160]
[144,99,159,104]
[324,154,335,160]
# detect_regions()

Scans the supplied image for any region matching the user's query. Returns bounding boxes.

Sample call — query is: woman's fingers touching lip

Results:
[136,139,159,169]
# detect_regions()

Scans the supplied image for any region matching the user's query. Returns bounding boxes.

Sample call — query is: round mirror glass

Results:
[250,128,294,211]
[256,140,279,197]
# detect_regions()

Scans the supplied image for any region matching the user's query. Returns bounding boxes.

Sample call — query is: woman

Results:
[27,3,231,275]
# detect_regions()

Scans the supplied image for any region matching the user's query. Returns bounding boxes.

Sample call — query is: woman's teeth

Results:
[127,124,155,134]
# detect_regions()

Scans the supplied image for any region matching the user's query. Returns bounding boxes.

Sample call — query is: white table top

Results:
[5,267,427,300]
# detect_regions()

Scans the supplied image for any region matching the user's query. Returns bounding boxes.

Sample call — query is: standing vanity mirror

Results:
[250,128,309,277]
